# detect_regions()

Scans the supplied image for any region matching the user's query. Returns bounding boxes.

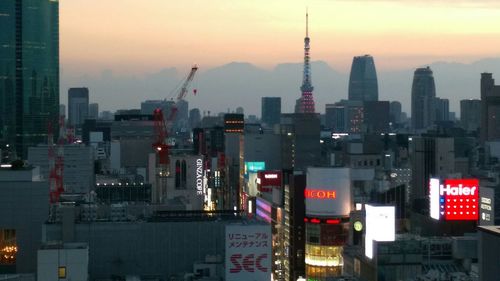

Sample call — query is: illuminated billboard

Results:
[480,186,494,226]
[365,205,395,259]
[429,178,479,221]
[225,224,272,281]
[257,171,281,192]
[305,168,351,217]
[244,162,265,177]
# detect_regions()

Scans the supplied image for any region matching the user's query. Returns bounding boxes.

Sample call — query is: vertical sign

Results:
[225,224,272,281]
[480,187,495,225]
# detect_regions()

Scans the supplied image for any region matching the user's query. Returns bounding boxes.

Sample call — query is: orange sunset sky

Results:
[61,0,500,74]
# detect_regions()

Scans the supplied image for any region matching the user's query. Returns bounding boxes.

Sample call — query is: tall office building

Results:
[389,101,402,124]
[409,136,454,211]
[325,104,346,132]
[480,73,500,142]
[0,0,59,158]
[297,12,315,113]
[411,67,436,131]
[68,88,89,127]
[460,99,481,132]
[434,97,450,122]
[189,108,201,129]
[59,104,66,117]
[348,55,379,102]
[364,101,390,133]
[261,97,281,128]
[88,103,99,120]
[281,113,320,171]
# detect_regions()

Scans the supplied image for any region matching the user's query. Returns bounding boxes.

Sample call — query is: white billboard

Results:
[305,167,351,217]
[365,204,395,259]
[225,224,272,281]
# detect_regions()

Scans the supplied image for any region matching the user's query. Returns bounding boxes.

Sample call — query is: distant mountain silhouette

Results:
[61,58,500,117]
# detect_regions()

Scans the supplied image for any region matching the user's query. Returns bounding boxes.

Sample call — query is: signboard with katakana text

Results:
[225,224,272,281]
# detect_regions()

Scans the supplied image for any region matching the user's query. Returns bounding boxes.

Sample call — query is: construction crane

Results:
[153,64,198,177]
[48,115,65,205]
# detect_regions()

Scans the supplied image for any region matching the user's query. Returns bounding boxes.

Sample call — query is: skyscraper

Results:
[68,88,89,127]
[434,97,450,122]
[0,0,59,158]
[297,11,315,113]
[389,101,402,124]
[411,67,436,131]
[460,99,481,132]
[89,103,99,120]
[480,73,500,142]
[348,55,379,102]
[261,97,281,128]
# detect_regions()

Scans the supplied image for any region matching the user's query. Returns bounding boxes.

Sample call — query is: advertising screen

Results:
[225,224,272,281]
[257,171,282,192]
[305,168,351,217]
[244,162,266,178]
[429,178,479,221]
[365,205,395,259]
[480,186,494,226]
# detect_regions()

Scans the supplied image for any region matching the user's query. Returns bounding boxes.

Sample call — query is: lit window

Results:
[58,266,66,279]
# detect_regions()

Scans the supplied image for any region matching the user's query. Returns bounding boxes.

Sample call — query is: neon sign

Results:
[429,178,479,221]
[304,189,336,199]
[196,158,203,195]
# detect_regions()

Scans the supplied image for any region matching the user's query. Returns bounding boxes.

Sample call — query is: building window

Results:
[0,229,17,266]
[181,160,187,188]
[58,266,66,279]
[175,160,181,189]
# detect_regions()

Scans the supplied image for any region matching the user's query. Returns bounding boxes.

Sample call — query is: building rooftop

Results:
[478,225,500,236]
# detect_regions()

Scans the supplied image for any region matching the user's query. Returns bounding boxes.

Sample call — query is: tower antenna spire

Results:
[306,7,309,37]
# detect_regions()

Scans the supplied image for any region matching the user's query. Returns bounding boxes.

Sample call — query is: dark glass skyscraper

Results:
[261,97,281,128]
[348,55,378,102]
[0,0,59,158]
[411,67,436,131]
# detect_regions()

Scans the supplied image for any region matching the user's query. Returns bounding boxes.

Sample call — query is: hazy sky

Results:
[61,0,500,76]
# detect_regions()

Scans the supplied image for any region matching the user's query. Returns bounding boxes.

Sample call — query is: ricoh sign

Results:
[305,167,351,217]
[429,178,479,221]
[305,189,336,199]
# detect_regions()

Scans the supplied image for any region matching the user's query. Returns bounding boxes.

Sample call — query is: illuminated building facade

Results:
[304,168,352,280]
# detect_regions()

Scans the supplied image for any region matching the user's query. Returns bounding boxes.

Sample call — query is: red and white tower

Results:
[298,10,315,113]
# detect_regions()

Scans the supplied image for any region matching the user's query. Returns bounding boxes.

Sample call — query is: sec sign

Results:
[225,224,272,281]
[430,178,479,221]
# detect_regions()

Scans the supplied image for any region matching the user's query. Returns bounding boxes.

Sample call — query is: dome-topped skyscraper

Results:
[411,66,436,131]
[348,55,379,102]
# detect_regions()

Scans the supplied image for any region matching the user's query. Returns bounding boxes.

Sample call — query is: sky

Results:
[61,0,500,75]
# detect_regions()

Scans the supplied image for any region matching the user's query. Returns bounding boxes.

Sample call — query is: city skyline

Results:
[59,0,500,116]
[61,0,500,75]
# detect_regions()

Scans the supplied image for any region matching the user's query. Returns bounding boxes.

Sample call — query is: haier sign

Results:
[429,178,479,221]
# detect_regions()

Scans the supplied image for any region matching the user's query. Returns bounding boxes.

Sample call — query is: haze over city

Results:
[3,0,500,280]
[60,0,500,114]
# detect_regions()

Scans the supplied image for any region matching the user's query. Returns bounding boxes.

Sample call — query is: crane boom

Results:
[153,64,198,168]
[177,65,198,102]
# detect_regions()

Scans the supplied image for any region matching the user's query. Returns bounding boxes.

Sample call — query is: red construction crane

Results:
[153,64,198,174]
[48,115,66,204]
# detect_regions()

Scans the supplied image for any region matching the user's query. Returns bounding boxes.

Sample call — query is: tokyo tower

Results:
[298,11,315,113]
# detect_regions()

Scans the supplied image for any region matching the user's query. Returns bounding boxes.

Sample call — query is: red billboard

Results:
[430,178,479,221]
[257,170,281,192]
